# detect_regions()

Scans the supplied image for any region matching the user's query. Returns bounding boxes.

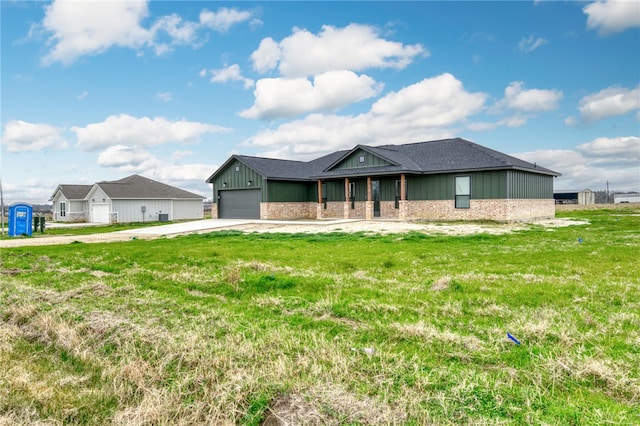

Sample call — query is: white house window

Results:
[59,202,66,217]
[235,166,240,172]
[455,176,471,209]
[358,155,365,164]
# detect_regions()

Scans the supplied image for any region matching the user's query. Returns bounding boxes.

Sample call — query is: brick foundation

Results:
[261,202,315,220]
[214,199,554,222]
[400,199,554,222]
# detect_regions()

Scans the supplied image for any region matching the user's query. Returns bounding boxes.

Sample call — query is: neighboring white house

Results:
[614,193,640,203]
[50,174,204,223]
[49,184,93,222]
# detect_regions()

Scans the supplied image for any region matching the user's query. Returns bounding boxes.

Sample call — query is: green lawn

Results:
[1,209,638,425]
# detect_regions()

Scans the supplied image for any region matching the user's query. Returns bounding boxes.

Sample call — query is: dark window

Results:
[394,179,408,208]
[59,202,66,217]
[349,182,356,209]
[321,183,327,209]
[455,176,470,209]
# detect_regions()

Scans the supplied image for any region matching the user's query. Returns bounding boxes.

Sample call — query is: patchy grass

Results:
[1,208,639,425]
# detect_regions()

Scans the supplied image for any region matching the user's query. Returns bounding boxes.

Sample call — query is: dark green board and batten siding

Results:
[507,170,553,199]
[406,170,553,200]
[211,160,265,202]
[211,160,554,205]
[334,149,392,170]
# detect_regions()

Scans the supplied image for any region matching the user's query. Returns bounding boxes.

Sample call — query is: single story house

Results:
[206,138,560,222]
[50,174,204,223]
[553,189,595,205]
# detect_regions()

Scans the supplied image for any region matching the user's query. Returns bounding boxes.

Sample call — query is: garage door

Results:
[219,189,261,219]
[91,204,109,223]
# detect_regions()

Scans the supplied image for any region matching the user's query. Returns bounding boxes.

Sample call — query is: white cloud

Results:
[518,35,548,52]
[251,37,281,74]
[97,145,154,167]
[72,114,231,151]
[207,64,254,89]
[240,71,383,120]
[575,84,640,123]
[584,0,640,36]
[250,23,426,78]
[76,90,88,100]
[577,136,640,158]
[41,0,152,65]
[38,1,256,65]
[155,92,173,102]
[1,120,69,153]
[199,7,253,32]
[515,137,640,191]
[245,73,485,159]
[370,73,486,126]
[149,13,201,54]
[500,81,563,112]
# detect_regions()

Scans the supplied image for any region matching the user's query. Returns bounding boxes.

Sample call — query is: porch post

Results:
[344,178,350,218]
[366,176,373,220]
[399,173,406,220]
[317,180,323,219]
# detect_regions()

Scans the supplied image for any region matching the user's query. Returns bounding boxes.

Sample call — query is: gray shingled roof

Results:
[316,138,559,178]
[374,138,558,174]
[207,138,559,183]
[96,175,204,199]
[51,184,93,200]
[207,151,348,182]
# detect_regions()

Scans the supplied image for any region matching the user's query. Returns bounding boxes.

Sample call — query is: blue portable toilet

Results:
[8,203,33,237]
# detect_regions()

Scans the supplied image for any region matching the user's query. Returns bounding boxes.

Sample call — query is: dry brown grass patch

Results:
[263,385,408,425]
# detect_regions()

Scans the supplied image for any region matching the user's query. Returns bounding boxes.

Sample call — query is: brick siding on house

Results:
[213,198,553,222]
[400,199,554,222]
[379,201,400,219]
[346,201,367,219]
[261,202,315,220]
[318,201,345,219]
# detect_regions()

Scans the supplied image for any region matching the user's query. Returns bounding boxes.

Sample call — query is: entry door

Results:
[372,180,380,217]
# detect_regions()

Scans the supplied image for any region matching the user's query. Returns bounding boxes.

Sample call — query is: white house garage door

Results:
[91,204,109,223]
[218,189,261,219]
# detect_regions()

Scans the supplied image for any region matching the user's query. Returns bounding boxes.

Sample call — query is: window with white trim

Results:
[59,202,66,217]
[455,176,470,209]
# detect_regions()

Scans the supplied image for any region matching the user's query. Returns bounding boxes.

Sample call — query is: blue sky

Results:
[1,0,639,204]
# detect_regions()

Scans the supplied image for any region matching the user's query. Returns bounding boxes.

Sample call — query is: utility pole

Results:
[606,180,610,204]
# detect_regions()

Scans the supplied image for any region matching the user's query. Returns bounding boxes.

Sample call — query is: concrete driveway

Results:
[118,219,256,235]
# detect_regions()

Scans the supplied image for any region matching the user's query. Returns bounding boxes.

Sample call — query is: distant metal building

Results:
[554,189,595,205]
[614,193,640,203]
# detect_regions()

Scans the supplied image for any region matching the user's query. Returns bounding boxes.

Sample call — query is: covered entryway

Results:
[91,204,109,223]
[218,189,261,219]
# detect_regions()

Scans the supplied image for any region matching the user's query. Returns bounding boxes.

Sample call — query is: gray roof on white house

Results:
[50,184,93,201]
[95,174,204,199]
